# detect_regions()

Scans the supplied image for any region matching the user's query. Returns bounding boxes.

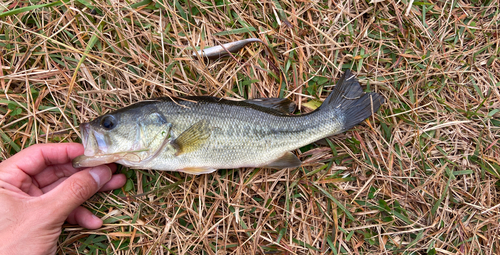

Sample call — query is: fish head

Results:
[81,113,133,156]
[74,106,171,168]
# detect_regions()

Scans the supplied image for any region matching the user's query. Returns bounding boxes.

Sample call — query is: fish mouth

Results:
[80,122,109,156]
[75,122,115,168]
[75,121,167,168]
[80,122,90,153]
[73,153,121,168]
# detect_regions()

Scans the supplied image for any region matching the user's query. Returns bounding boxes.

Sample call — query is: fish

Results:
[193,38,264,60]
[72,70,384,175]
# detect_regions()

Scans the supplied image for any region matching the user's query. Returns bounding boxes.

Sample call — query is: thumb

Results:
[42,165,112,219]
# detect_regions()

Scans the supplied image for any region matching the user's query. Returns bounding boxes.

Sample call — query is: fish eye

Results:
[100,115,117,130]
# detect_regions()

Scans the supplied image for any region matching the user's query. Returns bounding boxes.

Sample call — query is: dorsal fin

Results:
[163,96,293,116]
[244,98,296,114]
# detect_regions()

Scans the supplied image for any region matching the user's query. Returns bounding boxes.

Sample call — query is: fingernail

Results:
[89,165,111,187]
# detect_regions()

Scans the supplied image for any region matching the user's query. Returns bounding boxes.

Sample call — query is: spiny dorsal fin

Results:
[264,152,302,169]
[244,98,296,114]
[172,120,211,156]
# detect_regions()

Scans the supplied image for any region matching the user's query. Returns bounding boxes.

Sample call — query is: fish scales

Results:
[146,98,344,170]
[72,70,384,174]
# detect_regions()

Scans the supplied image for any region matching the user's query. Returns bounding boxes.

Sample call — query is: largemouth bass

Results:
[73,70,384,174]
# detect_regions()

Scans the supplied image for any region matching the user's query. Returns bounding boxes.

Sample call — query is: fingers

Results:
[67,206,103,229]
[99,173,127,192]
[55,173,125,229]
[34,163,117,189]
[40,173,126,194]
[38,167,126,229]
[41,165,112,219]
[0,143,84,176]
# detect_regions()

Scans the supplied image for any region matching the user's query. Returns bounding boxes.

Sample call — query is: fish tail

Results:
[318,70,384,133]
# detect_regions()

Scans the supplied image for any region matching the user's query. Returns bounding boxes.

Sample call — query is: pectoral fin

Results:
[264,152,302,169]
[172,120,211,156]
[178,167,217,175]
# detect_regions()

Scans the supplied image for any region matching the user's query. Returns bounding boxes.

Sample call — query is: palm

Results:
[0,143,126,254]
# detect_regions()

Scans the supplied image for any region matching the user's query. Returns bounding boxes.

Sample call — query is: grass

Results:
[1,0,500,254]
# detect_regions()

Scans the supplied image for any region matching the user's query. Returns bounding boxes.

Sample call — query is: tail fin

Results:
[319,70,384,133]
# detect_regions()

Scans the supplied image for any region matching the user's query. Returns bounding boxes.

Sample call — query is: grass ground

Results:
[1,0,500,254]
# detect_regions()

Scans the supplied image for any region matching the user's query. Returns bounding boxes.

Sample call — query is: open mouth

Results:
[74,121,169,168]
[80,123,89,147]
[74,123,118,168]
[80,122,109,156]
[80,122,96,156]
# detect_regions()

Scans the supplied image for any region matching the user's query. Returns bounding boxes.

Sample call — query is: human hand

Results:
[0,143,127,254]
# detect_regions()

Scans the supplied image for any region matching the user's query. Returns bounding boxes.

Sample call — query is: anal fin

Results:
[264,152,302,169]
[178,167,217,175]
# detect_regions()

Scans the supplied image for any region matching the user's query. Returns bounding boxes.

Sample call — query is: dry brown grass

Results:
[1,0,500,254]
